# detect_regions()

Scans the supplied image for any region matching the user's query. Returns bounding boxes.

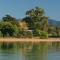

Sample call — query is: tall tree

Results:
[2,15,16,22]
[2,15,19,27]
[23,7,48,32]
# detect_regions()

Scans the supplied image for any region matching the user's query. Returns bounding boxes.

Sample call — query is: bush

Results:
[12,25,19,37]
[26,31,33,38]
[33,30,40,36]
[33,30,48,38]
[39,31,48,39]
[0,31,3,37]
[15,29,24,38]
[18,30,33,38]
[51,33,57,37]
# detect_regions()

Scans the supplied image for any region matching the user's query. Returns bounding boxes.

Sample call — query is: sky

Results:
[0,0,60,21]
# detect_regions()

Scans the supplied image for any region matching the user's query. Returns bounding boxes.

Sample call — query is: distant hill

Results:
[48,19,60,27]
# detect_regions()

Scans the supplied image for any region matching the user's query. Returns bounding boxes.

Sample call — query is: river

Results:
[0,42,60,60]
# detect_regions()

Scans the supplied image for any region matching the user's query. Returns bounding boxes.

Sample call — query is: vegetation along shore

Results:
[0,7,60,39]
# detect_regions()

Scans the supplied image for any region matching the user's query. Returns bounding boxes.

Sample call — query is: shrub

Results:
[12,25,19,37]
[16,29,24,38]
[33,30,48,38]
[39,31,48,39]
[18,30,33,38]
[51,33,57,37]
[0,31,3,37]
[26,31,33,38]
[33,30,40,36]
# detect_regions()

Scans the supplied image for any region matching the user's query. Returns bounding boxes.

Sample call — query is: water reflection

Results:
[23,43,48,60]
[0,42,60,60]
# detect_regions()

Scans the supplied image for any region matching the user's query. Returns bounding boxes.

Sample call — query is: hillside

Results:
[48,19,60,27]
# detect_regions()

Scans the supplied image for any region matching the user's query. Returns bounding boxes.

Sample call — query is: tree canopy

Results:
[0,7,59,38]
[23,7,48,32]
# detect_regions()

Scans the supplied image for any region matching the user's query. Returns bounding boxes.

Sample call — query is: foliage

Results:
[11,25,19,37]
[18,30,33,38]
[2,15,17,23]
[33,30,40,36]
[2,15,19,26]
[33,30,48,38]
[23,7,48,32]
[48,25,60,37]
[51,33,57,37]
[0,22,14,37]
[39,31,48,39]
[0,7,59,38]
[0,31,3,37]
[26,30,33,38]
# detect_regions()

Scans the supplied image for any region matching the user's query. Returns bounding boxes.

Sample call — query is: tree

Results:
[2,15,19,27]
[12,25,19,37]
[56,27,60,37]
[23,7,48,32]
[0,22,14,37]
[2,15,16,22]
[26,7,45,17]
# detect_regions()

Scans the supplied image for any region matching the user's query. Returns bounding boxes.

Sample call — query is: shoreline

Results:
[0,38,60,43]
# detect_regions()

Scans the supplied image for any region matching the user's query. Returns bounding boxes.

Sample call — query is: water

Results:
[0,42,60,60]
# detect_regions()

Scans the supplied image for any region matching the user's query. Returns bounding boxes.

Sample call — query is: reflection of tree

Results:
[50,42,60,49]
[1,43,14,49]
[19,43,48,60]
[19,43,33,55]
[1,42,60,60]
[27,43,48,60]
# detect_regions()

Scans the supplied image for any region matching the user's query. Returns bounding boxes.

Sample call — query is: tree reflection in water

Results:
[0,42,60,60]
